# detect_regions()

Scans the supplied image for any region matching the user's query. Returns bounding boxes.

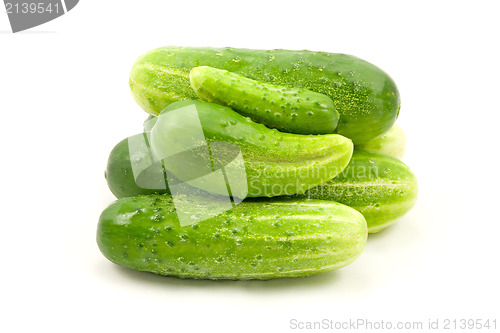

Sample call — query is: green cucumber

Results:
[300,151,417,233]
[129,46,400,144]
[356,124,406,159]
[105,133,170,198]
[189,66,339,134]
[96,195,367,280]
[150,100,353,197]
[143,115,157,132]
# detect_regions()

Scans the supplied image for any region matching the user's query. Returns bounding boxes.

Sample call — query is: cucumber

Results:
[356,124,406,159]
[105,133,170,199]
[129,46,400,144]
[150,100,353,197]
[96,195,367,280]
[189,66,339,134]
[143,115,157,132]
[300,151,417,233]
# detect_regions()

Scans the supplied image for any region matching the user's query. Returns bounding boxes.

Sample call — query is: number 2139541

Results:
[5,2,62,14]
[443,319,496,330]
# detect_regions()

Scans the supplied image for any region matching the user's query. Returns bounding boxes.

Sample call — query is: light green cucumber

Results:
[150,100,353,197]
[300,151,417,233]
[356,124,406,159]
[129,46,400,144]
[96,195,368,280]
[189,66,339,134]
[143,114,157,132]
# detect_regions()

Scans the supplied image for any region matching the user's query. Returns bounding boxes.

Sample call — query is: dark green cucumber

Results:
[96,195,367,280]
[300,151,418,233]
[150,100,353,197]
[129,46,400,143]
[105,133,170,198]
[356,124,406,159]
[189,66,339,134]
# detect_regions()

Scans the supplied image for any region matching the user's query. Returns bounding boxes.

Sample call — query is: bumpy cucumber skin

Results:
[97,195,367,280]
[189,66,339,135]
[356,124,406,159]
[150,100,353,197]
[105,134,170,199]
[129,47,400,144]
[300,151,417,233]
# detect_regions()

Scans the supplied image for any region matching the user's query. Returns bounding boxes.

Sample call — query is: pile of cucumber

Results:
[97,47,418,280]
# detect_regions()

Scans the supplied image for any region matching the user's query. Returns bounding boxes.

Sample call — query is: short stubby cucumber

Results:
[189,66,339,134]
[129,46,400,144]
[300,151,417,233]
[96,195,368,280]
[105,133,170,199]
[150,100,353,197]
[356,124,406,159]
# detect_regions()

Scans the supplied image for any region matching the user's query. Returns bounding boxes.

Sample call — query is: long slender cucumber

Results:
[190,66,339,134]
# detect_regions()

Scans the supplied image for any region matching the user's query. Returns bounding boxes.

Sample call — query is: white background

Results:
[1,1,499,332]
